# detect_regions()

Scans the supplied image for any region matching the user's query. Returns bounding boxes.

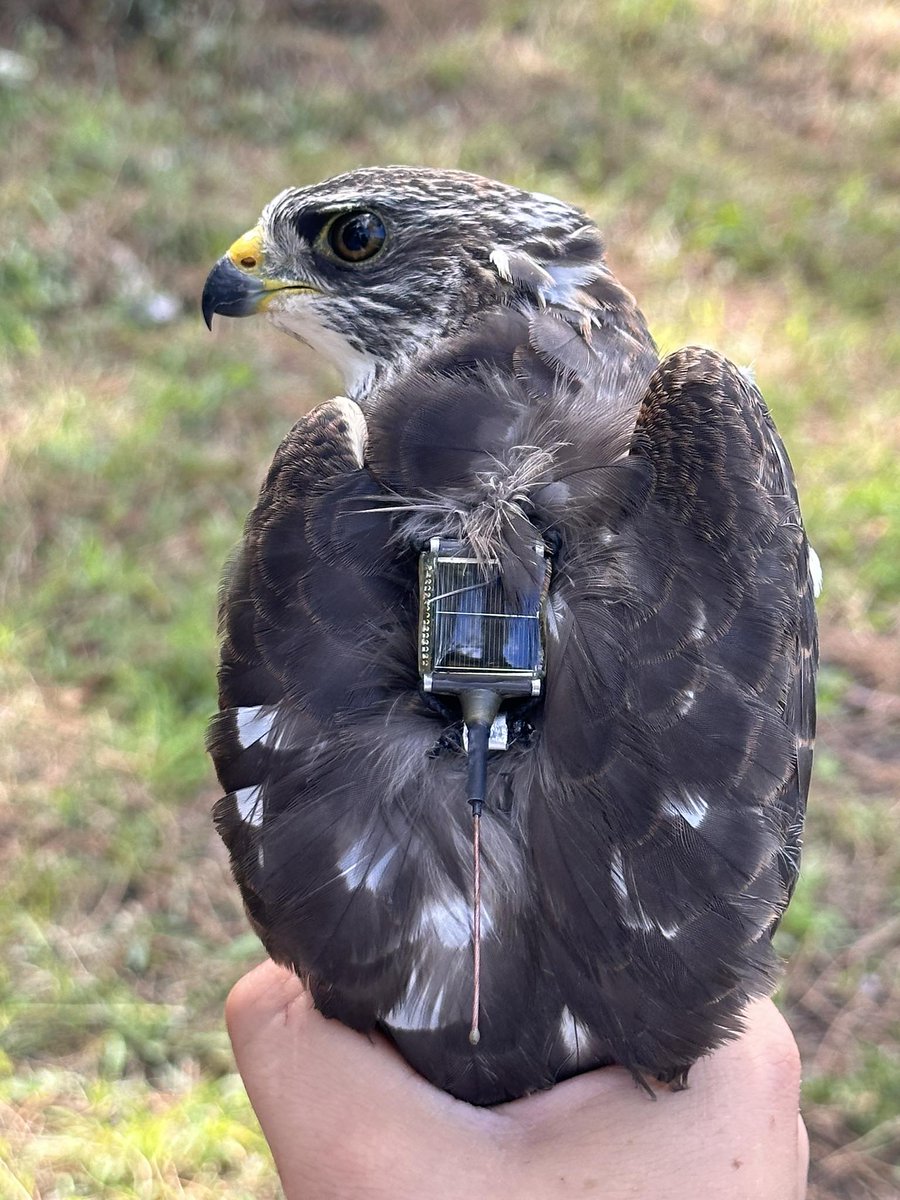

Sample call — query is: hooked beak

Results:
[201,255,267,328]
[201,225,318,330]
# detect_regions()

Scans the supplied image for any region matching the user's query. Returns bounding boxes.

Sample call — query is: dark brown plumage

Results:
[203,167,818,1104]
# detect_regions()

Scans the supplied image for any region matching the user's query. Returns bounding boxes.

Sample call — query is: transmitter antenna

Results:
[418,538,549,1047]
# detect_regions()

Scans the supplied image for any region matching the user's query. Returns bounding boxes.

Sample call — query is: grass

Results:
[1,1,898,1196]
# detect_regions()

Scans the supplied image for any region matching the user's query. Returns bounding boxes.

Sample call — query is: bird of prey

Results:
[202,166,818,1105]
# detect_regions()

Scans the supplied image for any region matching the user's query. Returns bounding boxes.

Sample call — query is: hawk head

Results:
[202,166,603,398]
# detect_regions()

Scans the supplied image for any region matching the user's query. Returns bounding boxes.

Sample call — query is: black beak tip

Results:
[201,265,224,331]
[201,275,217,331]
[201,255,265,329]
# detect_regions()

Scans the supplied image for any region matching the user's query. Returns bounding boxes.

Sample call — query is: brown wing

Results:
[526,347,817,1083]
[209,322,817,1103]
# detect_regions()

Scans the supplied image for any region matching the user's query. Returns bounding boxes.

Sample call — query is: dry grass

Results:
[0,1,897,1196]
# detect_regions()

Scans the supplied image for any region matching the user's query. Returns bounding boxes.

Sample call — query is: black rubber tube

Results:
[466,721,490,817]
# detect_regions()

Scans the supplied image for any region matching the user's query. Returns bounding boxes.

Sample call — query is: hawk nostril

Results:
[240,256,257,269]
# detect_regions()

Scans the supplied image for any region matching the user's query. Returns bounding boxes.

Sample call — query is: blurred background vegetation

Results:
[0,1,897,1196]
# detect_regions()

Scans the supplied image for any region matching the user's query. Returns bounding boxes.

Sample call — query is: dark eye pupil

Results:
[329,211,385,261]
[341,218,373,253]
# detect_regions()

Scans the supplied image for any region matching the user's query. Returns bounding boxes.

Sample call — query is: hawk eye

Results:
[327,211,386,262]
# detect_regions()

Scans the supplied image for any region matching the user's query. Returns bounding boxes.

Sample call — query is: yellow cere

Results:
[227,226,266,274]
[227,224,319,309]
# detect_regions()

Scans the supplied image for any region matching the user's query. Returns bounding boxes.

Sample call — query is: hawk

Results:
[202,167,818,1105]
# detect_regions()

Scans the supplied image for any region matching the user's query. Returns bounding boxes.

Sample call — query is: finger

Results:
[499,998,804,1200]
[226,959,511,1200]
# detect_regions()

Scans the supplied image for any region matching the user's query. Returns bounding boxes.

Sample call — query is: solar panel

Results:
[419,538,549,697]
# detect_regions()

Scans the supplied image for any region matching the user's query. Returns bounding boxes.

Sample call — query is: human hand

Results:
[227,960,808,1199]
